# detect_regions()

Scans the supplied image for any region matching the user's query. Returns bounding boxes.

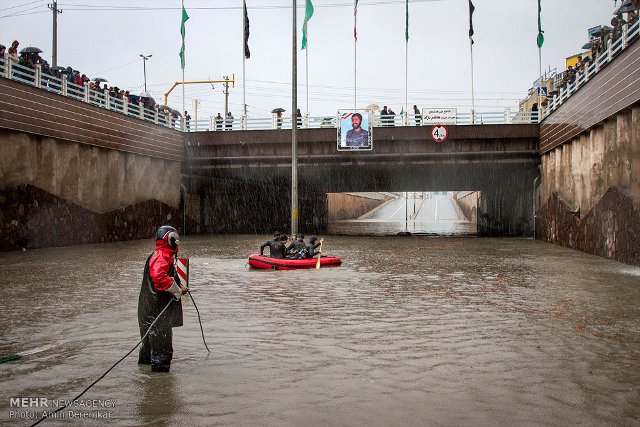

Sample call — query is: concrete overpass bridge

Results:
[183,125,539,236]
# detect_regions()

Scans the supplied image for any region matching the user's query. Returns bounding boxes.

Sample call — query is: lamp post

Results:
[140,54,152,92]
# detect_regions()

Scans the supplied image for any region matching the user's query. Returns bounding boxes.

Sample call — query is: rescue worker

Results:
[138,225,187,372]
[286,233,306,259]
[305,235,324,259]
[260,231,286,259]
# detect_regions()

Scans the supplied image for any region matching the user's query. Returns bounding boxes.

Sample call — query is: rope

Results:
[31,300,174,426]
[188,291,210,353]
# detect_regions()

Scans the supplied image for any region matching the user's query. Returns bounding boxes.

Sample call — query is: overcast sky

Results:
[1,0,618,119]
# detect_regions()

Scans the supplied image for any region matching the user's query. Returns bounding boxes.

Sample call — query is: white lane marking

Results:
[435,199,438,221]
[389,200,407,220]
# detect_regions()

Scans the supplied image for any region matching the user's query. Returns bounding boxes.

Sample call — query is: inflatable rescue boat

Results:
[248,254,342,270]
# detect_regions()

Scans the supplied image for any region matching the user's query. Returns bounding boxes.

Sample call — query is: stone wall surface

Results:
[536,188,640,266]
[0,184,196,251]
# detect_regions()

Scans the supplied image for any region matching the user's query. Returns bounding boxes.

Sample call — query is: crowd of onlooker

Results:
[0,39,181,120]
[555,2,638,91]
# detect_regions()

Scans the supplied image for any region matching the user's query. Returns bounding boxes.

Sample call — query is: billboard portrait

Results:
[337,110,373,151]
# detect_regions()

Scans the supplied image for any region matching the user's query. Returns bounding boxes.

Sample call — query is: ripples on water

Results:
[1,235,639,426]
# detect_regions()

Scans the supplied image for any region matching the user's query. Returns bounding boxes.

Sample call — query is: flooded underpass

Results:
[1,235,640,426]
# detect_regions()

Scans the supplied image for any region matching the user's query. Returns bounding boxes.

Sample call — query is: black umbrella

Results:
[50,66,66,72]
[582,41,596,50]
[93,77,108,83]
[19,46,42,54]
[615,0,637,14]
[271,107,286,113]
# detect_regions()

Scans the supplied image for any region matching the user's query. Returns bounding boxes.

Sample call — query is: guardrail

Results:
[541,19,639,120]
[1,53,538,132]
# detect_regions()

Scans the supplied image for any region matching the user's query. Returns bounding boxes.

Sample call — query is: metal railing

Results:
[0,55,184,131]
[542,19,639,120]
[184,109,538,132]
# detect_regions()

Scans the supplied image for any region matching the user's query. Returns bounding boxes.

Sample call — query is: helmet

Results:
[156,225,179,250]
[309,235,317,243]
[297,233,304,240]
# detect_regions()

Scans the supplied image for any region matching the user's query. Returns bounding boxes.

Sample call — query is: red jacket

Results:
[149,240,177,291]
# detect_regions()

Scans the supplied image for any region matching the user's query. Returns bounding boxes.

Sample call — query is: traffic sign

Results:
[430,124,448,142]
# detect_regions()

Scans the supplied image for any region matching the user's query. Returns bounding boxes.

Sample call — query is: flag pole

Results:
[537,0,544,123]
[404,0,408,126]
[354,0,357,109]
[291,0,299,236]
[243,1,248,123]
[306,33,309,117]
[182,0,185,131]
[470,38,475,124]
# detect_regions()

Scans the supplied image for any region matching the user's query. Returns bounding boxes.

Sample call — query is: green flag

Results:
[302,0,314,50]
[405,0,409,42]
[537,0,544,48]
[179,5,190,69]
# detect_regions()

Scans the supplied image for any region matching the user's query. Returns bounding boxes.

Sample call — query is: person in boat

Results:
[286,233,306,259]
[305,235,324,259]
[260,231,286,259]
[138,225,188,373]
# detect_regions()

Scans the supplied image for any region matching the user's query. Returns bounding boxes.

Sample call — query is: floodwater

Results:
[1,234,640,426]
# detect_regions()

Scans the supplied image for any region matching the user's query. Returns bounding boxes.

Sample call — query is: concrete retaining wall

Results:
[327,193,389,220]
[537,106,640,265]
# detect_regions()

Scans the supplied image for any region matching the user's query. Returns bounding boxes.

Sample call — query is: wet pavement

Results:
[1,234,640,426]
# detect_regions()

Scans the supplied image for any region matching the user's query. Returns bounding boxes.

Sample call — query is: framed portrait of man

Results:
[337,110,373,151]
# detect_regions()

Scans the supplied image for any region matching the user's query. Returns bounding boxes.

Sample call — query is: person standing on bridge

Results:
[215,113,223,131]
[413,105,422,126]
[225,112,234,131]
[138,225,187,372]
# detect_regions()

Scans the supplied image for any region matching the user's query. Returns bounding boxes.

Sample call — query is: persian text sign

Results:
[422,108,457,125]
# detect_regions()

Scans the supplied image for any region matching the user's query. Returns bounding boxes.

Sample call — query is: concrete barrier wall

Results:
[0,129,180,212]
[454,191,479,222]
[537,106,640,266]
[327,193,389,221]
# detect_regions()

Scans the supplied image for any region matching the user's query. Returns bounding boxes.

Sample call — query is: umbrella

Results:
[19,46,42,54]
[615,0,637,14]
[93,77,108,83]
[582,41,597,50]
[139,91,153,98]
[50,66,67,73]
[365,103,381,112]
[271,107,286,113]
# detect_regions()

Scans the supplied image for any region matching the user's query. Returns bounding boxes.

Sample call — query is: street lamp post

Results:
[140,54,152,92]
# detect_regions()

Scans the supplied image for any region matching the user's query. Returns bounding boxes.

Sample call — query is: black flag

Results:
[468,0,475,44]
[244,0,250,59]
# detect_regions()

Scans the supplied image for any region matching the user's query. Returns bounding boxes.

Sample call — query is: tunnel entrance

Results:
[327,191,479,236]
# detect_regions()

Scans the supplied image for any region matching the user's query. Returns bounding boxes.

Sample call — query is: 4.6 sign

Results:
[430,124,448,142]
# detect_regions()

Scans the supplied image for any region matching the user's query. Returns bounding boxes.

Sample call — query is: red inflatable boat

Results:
[248,254,342,270]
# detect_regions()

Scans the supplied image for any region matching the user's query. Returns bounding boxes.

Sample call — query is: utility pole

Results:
[140,54,152,92]
[223,75,230,116]
[48,2,62,67]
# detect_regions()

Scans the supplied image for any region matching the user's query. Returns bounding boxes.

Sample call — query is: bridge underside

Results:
[183,125,540,236]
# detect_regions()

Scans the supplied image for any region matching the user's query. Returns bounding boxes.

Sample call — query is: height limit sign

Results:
[430,124,448,142]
